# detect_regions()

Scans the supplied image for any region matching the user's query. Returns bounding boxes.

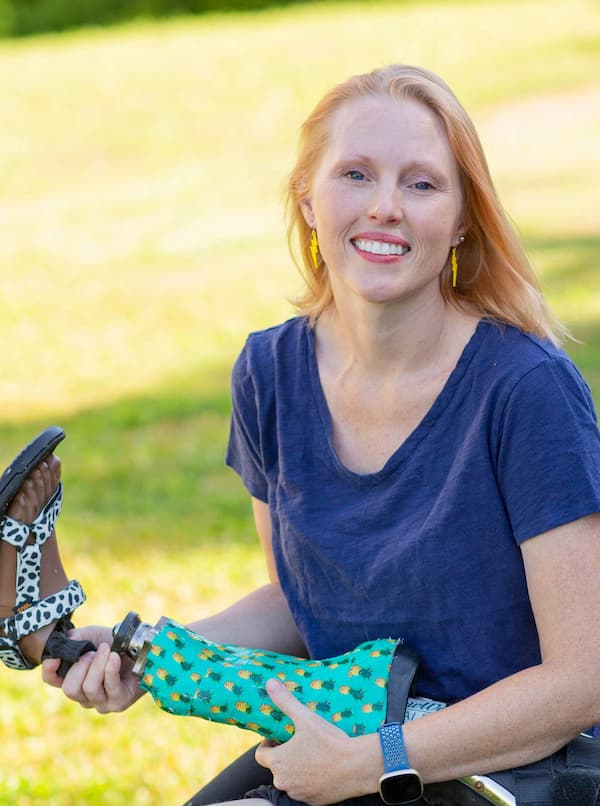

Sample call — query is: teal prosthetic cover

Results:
[139,620,402,742]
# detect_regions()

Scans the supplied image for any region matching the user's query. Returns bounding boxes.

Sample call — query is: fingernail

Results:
[107,652,120,671]
[266,678,284,693]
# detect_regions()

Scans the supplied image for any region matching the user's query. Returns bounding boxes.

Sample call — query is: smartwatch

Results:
[378,722,424,804]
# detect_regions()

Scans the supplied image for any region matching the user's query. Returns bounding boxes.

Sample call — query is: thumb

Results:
[41,657,63,687]
[266,677,312,726]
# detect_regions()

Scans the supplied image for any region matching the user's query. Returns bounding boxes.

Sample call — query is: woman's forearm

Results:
[348,659,598,798]
[186,582,307,657]
[407,662,596,783]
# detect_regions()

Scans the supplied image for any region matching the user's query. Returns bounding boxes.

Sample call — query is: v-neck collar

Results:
[305,317,488,486]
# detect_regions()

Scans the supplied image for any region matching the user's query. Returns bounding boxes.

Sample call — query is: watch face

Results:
[380,770,424,804]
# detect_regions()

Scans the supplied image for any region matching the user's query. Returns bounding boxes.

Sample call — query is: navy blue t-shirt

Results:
[226,317,600,704]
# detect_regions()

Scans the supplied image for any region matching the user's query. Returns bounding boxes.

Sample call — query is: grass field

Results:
[1,0,599,803]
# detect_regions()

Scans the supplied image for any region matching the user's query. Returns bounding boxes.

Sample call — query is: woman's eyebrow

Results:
[334,153,447,175]
[401,159,447,176]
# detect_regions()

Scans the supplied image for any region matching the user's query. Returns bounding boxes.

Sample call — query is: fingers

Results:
[53,641,136,714]
[255,677,315,770]
[62,643,112,709]
[255,737,278,768]
[68,624,114,646]
[103,651,128,702]
[42,625,117,691]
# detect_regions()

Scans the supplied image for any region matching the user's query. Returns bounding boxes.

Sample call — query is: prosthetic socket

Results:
[111,611,441,743]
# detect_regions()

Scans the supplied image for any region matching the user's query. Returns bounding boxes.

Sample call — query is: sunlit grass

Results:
[0,0,599,803]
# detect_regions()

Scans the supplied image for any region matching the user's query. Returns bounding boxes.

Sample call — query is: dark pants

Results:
[181,746,428,806]
[182,745,272,805]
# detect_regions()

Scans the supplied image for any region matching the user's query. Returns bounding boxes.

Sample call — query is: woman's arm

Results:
[185,499,305,655]
[42,497,306,709]
[256,512,600,804]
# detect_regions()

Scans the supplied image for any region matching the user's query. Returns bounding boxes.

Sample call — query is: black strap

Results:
[552,735,600,806]
[385,640,420,723]
[553,771,600,806]
[513,756,555,805]
[487,735,600,806]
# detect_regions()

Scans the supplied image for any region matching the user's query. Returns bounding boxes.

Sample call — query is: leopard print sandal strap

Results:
[1,482,63,608]
[0,579,87,669]
[0,481,89,671]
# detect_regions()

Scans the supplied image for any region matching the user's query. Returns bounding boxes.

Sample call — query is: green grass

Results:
[0,0,599,802]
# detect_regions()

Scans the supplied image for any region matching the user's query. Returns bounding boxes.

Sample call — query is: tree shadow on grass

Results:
[1,231,599,562]
[0,358,254,557]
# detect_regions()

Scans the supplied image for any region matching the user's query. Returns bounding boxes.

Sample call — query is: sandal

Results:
[0,427,94,674]
[112,612,445,741]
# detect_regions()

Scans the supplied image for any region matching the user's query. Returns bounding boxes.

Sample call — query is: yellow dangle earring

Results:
[310,229,319,271]
[451,236,465,288]
[451,248,458,288]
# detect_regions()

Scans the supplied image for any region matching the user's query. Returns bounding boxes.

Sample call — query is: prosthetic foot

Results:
[0,427,94,674]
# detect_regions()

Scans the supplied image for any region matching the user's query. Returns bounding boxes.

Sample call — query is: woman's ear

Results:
[300,197,315,229]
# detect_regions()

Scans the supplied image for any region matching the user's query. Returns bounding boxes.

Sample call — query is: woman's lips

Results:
[351,235,411,260]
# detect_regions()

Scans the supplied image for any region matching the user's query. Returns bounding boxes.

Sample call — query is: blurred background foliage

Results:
[0,0,305,37]
[0,0,599,803]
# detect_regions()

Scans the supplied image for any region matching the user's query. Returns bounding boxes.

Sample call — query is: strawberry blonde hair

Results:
[285,64,564,343]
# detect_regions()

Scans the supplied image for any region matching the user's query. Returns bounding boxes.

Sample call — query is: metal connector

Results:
[111,611,166,678]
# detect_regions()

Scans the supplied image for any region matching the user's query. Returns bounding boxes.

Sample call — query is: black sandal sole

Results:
[0,426,65,516]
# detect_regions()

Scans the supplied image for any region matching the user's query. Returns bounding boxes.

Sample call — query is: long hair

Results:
[285,65,565,343]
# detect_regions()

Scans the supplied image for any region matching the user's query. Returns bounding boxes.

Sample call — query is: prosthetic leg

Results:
[112,611,427,741]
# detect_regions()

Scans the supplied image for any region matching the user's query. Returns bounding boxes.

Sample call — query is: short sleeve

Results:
[225,345,269,502]
[497,357,600,543]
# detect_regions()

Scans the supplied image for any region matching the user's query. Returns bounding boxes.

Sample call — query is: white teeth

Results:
[354,238,409,256]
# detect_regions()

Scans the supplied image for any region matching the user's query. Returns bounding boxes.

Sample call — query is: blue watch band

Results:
[379,721,411,772]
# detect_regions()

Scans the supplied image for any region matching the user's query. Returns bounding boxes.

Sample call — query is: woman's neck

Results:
[316,294,463,380]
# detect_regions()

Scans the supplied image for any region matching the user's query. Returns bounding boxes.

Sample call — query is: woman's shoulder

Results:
[478,319,573,373]
[232,315,311,388]
[477,319,593,407]
[244,315,310,354]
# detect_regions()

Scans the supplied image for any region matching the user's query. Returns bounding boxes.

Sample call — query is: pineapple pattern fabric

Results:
[139,620,400,742]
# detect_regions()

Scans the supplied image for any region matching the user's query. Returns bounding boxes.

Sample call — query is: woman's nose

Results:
[368,183,404,223]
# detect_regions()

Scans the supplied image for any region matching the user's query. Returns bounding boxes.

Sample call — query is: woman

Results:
[8,64,600,805]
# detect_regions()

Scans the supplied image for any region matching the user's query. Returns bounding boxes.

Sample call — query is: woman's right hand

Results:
[41,625,144,713]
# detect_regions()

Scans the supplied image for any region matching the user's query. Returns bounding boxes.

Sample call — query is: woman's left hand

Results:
[255,678,378,805]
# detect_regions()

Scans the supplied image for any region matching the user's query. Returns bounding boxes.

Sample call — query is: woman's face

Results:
[301,94,464,309]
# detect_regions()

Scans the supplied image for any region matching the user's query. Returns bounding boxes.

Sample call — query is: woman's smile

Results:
[351,233,411,262]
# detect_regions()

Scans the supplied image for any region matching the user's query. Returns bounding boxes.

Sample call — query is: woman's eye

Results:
[412,180,434,191]
[345,169,366,181]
